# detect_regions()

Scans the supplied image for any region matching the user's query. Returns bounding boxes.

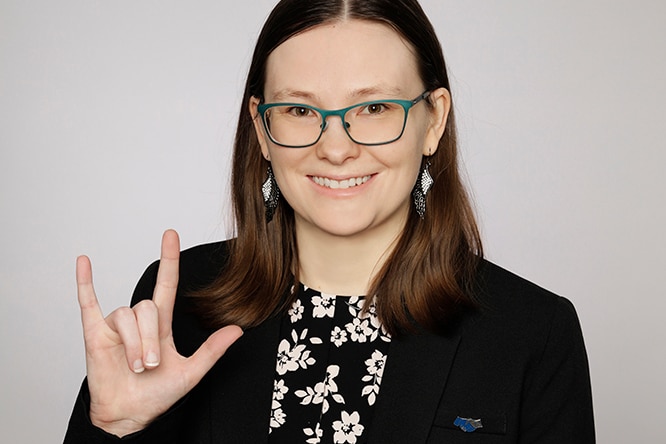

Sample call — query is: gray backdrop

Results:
[1,1,664,442]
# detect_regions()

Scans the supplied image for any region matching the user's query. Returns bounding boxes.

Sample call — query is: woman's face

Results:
[250,19,449,240]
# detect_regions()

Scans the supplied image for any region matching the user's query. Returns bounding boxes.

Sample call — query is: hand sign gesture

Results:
[76,230,243,437]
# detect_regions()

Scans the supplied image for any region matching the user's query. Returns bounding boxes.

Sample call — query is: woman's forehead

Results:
[263,19,421,103]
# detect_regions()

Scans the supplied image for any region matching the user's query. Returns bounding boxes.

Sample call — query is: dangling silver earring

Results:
[262,165,280,222]
[412,158,433,219]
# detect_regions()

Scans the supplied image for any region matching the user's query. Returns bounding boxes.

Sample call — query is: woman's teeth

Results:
[312,175,371,189]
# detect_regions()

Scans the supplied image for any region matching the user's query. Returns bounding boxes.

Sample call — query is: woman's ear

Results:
[422,87,451,156]
[249,96,271,161]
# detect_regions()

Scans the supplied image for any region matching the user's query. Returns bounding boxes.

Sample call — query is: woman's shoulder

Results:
[475,259,575,314]
[468,259,583,341]
[131,239,232,305]
[179,239,232,285]
[453,259,589,373]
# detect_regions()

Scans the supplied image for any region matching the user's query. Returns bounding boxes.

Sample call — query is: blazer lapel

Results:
[207,316,282,444]
[367,330,461,444]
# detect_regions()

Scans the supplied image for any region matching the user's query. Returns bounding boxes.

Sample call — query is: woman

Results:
[65,0,595,442]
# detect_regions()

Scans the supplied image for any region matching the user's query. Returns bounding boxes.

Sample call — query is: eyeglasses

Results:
[256,91,430,148]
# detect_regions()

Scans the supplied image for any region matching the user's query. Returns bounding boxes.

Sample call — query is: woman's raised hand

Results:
[76,230,243,437]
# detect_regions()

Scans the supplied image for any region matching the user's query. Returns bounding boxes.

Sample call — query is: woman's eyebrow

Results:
[269,89,318,102]
[349,86,404,98]
[268,85,406,104]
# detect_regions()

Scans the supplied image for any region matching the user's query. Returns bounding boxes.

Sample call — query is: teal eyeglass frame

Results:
[256,90,431,148]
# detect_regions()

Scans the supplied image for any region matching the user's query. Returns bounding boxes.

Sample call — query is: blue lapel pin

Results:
[454,416,483,433]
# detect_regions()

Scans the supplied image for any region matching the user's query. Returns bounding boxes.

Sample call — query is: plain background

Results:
[1,0,664,442]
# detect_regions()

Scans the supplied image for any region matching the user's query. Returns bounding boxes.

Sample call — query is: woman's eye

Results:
[362,103,388,114]
[287,106,313,117]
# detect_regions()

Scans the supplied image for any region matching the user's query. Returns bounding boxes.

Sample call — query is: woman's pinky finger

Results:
[76,256,105,332]
[106,307,146,373]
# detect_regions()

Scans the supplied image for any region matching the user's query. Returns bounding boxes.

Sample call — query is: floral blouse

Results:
[268,284,392,444]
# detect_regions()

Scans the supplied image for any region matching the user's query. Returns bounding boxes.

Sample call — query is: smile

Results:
[311,175,372,190]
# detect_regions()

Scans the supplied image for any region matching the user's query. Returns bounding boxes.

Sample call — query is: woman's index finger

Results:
[153,230,180,337]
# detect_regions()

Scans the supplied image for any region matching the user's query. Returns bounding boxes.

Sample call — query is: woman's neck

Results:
[295,220,404,296]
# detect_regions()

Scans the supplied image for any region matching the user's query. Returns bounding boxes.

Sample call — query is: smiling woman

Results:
[64,1,595,443]
[250,20,450,292]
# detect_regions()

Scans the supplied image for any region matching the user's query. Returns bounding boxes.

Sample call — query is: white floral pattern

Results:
[269,399,286,430]
[346,297,391,342]
[304,422,323,443]
[345,317,373,343]
[295,364,345,414]
[268,285,391,442]
[361,350,387,406]
[288,298,304,323]
[273,379,288,401]
[331,326,348,347]
[312,292,336,318]
[275,329,317,376]
[332,411,365,444]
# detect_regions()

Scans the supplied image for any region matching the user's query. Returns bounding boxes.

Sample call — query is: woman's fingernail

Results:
[145,351,159,367]
[133,359,145,373]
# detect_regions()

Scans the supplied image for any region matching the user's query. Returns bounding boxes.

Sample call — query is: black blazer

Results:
[65,241,595,443]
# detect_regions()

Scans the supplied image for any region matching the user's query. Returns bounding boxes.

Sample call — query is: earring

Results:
[412,159,433,219]
[262,165,280,222]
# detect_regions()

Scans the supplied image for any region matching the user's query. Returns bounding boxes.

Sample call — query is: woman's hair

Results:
[193,0,483,336]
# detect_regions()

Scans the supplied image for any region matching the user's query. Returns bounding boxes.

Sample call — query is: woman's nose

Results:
[315,115,360,164]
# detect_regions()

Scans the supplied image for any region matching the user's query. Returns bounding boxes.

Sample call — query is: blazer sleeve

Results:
[519,296,595,443]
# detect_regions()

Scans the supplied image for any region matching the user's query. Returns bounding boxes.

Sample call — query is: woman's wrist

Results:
[90,413,149,438]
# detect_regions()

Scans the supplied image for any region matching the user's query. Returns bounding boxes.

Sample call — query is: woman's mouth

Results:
[310,175,372,190]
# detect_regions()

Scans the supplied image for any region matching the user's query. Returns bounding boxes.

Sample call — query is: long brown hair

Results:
[193,0,483,336]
